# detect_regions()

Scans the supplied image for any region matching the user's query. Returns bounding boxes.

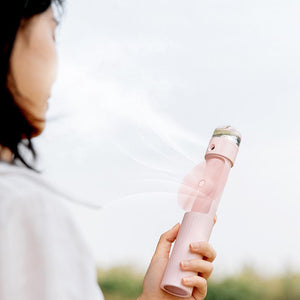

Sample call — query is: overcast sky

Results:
[35,0,300,277]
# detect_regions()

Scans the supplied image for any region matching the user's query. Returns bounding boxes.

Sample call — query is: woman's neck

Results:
[0,145,13,163]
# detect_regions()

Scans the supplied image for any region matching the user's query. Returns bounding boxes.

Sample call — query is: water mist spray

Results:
[160,126,241,298]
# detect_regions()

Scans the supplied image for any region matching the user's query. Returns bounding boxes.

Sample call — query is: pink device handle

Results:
[160,126,241,298]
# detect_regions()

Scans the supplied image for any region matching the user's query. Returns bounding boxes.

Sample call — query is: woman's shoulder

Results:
[0,161,91,243]
[0,162,104,300]
[0,161,69,215]
[0,161,94,255]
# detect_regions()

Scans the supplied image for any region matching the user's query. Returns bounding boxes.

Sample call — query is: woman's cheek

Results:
[10,26,58,105]
[28,33,58,101]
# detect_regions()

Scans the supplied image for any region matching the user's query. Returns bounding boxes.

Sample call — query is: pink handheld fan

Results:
[160,126,241,298]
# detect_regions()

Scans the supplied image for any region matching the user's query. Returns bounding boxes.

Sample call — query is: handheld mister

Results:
[160,126,241,298]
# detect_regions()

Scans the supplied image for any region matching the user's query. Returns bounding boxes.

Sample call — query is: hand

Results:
[138,218,217,300]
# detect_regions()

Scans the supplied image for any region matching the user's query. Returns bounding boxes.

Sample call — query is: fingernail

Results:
[190,242,200,249]
[172,223,180,229]
[180,260,190,268]
[183,277,192,283]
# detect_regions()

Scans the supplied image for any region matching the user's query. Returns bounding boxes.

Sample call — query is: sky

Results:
[35,0,300,278]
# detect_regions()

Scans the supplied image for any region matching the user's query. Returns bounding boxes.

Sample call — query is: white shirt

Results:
[0,161,104,300]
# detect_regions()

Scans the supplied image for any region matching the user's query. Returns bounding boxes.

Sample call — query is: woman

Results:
[0,1,217,299]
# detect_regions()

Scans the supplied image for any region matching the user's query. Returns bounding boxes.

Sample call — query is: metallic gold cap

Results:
[212,126,241,147]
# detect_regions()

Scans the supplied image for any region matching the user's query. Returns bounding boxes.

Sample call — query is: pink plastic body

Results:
[205,136,239,167]
[160,211,214,297]
[160,135,237,298]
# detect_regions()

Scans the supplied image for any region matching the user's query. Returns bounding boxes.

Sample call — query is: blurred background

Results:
[35,0,300,298]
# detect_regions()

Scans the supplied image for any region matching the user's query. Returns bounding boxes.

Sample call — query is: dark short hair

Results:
[0,0,64,170]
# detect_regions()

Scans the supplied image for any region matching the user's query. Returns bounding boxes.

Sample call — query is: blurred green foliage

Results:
[98,266,143,300]
[97,265,300,300]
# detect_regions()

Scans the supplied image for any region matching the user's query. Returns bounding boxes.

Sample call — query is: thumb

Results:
[153,223,180,259]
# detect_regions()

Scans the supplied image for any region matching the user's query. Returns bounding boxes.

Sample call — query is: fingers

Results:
[192,285,207,300]
[180,241,215,299]
[182,276,207,299]
[180,259,213,280]
[153,223,180,259]
[189,241,217,262]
